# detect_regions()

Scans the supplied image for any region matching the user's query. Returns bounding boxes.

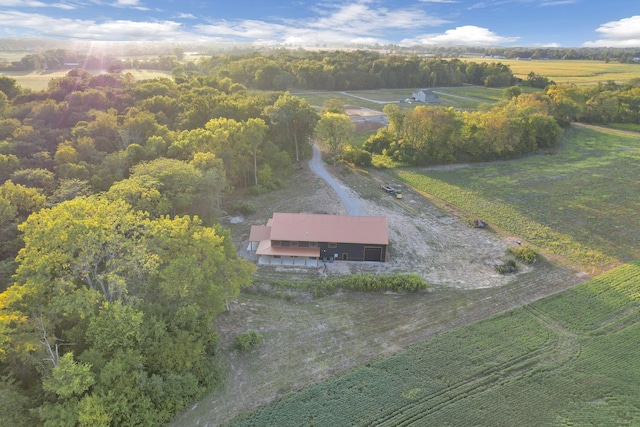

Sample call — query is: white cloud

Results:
[535,42,561,48]
[51,3,76,9]
[419,0,459,3]
[401,25,519,46]
[196,20,290,40]
[113,0,140,6]
[195,1,450,46]
[0,0,47,6]
[583,16,640,47]
[468,2,488,10]
[110,0,149,11]
[0,11,200,41]
[0,1,453,45]
[0,0,145,10]
[540,1,577,5]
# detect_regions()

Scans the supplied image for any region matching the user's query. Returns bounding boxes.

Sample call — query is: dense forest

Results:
[3,48,519,90]
[0,49,639,425]
[2,39,640,66]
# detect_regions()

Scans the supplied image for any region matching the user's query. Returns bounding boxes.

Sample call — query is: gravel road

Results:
[308,144,365,216]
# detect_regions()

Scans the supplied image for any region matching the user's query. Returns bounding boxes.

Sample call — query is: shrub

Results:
[341,146,372,167]
[235,331,263,352]
[496,259,518,274]
[371,154,398,169]
[228,200,255,215]
[508,246,538,264]
[312,273,428,297]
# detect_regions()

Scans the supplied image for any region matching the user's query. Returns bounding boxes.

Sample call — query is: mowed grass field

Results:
[227,260,640,426]
[1,69,172,91]
[294,87,507,111]
[394,124,640,270]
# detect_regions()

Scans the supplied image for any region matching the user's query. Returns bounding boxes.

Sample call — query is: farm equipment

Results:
[382,184,403,199]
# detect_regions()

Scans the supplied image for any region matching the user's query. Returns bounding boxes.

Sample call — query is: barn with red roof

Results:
[248,213,388,266]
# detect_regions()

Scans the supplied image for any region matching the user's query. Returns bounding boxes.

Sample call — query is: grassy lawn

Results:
[1,69,172,91]
[393,124,640,270]
[295,86,503,112]
[436,86,506,101]
[227,260,640,426]
[292,91,365,109]
[349,129,377,148]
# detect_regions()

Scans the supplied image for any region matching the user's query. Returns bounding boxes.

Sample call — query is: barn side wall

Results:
[318,242,387,262]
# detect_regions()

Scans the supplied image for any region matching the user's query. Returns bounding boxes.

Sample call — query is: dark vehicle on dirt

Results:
[382,184,403,199]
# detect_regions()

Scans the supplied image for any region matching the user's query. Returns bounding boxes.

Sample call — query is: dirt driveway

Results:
[308,144,364,216]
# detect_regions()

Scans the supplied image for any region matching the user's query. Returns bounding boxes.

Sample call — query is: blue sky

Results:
[0,0,638,48]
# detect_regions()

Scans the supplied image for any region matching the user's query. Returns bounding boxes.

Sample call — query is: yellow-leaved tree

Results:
[0,195,254,425]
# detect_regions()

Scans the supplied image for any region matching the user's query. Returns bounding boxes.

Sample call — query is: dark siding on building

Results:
[318,242,387,262]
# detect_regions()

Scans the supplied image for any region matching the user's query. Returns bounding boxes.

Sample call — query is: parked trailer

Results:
[381,184,403,199]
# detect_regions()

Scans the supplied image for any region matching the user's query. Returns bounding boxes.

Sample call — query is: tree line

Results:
[185,50,518,91]
[357,91,562,167]
[545,79,640,125]
[1,49,184,74]
[349,78,640,168]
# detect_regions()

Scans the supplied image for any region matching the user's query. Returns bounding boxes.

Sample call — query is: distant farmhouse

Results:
[249,213,388,266]
[411,88,440,103]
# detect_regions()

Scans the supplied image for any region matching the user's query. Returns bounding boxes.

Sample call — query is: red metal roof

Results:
[268,213,388,245]
[249,225,272,242]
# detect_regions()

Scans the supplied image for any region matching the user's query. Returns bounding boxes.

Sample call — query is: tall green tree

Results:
[314,112,355,166]
[0,76,21,99]
[383,104,405,147]
[243,118,267,186]
[13,197,156,305]
[265,93,319,162]
[128,158,204,218]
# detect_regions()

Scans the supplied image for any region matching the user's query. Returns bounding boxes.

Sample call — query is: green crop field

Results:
[393,124,640,270]
[477,58,640,85]
[227,260,640,426]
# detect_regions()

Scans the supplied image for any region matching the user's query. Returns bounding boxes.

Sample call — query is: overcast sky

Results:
[0,0,639,48]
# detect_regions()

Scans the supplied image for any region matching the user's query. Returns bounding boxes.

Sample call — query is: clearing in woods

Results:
[170,129,588,425]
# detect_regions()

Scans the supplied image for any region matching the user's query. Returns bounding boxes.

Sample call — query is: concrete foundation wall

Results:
[258,256,319,267]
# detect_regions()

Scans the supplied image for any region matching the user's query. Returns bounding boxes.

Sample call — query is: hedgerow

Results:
[251,274,429,299]
[312,273,428,297]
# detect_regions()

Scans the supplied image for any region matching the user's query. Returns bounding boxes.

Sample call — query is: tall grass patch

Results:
[394,125,640,268]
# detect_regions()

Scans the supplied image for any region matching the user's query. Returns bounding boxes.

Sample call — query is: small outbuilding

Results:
[411,88,440,103]
[248,213,388,266]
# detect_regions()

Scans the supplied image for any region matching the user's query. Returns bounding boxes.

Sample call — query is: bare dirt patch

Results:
[170,158,587,427]
[345,105,388,133]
